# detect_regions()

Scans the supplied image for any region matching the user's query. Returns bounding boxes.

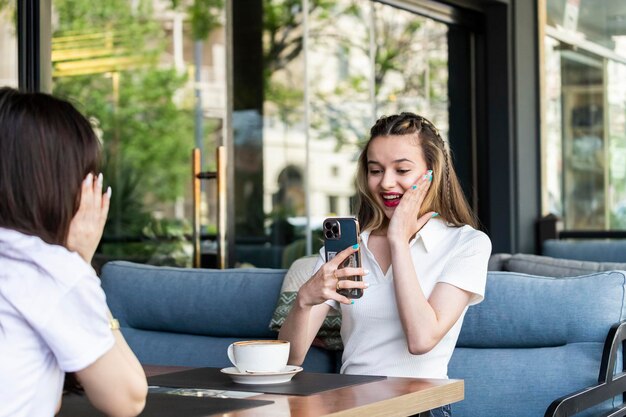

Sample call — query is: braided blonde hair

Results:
[355,112,478,232]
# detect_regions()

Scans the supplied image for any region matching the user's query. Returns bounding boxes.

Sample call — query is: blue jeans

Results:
[409,404,451,417]
[429,404,452,417]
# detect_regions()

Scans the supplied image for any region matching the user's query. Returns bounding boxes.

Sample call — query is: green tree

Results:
[52,0,195,263]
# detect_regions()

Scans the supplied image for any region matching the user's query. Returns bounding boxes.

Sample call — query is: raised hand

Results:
[66,173,111,264]
[387,170,436,245]
[297,244,368,306]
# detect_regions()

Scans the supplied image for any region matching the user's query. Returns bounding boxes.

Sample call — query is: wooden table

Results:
[145,365,464,417]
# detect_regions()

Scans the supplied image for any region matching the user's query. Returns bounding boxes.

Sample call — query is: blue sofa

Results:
[543,238,626,263]
[101,261,626,417]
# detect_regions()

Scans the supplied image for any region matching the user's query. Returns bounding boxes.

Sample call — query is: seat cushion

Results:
[458,271,626,348]
[450,344,614,417]
[120,328,338,372]
[102,261,285,338]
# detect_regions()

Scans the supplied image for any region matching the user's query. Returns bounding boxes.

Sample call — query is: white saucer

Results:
[220,366,303,385]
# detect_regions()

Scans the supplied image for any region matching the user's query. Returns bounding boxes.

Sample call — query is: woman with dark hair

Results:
[279,112,491,417]
[0,87,147,417]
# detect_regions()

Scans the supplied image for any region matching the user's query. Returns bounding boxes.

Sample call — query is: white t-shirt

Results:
[319,218,491,379]
[0,228,115,417]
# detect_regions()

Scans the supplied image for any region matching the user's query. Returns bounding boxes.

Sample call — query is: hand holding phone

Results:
[323,217,363,299]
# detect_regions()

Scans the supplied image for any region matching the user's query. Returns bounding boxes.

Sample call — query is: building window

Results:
[328,195,338,214]
[541,0,626,230]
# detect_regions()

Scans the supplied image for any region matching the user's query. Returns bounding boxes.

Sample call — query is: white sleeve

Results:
[438,229,492,305]
[38,274,115,372]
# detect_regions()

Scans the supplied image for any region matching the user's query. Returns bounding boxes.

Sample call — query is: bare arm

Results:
[75,324,148,417]
[278,302,331,365]
[65,174,147,416]
[386,172,472,354]
[389,241,471,354]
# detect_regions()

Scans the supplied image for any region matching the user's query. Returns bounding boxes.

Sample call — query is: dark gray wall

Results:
[443,0,541,254]
[512,0,540,253]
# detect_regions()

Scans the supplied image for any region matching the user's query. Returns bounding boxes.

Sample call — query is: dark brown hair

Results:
[356,112,478,231]
[0,87,101,246]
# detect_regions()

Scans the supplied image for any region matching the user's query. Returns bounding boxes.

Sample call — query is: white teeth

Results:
[382,195,401,200]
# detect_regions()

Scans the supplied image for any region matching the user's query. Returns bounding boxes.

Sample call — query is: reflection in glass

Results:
[373,3,449,137]
[561,48,605,229]
[543,1,626,230]
[546,0,626,52]
[234,0,451,267]
[51,0,225,267]
[0,0,18,87]
[608,59,626,229]
[543,37,563,217]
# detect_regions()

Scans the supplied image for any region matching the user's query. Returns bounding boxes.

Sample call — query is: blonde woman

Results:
[279,112,491,417]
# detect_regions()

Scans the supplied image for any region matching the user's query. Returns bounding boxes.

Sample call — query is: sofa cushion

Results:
[101,261,285,338]
[543,239,626,263]
[450,270,625,417]
[119,328,338,372]
[450,344,612,417]
[269,256,343,350]
[458,271,626,348]
[501,253,626,277]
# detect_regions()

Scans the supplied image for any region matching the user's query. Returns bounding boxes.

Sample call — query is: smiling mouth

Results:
[381,194,402,207]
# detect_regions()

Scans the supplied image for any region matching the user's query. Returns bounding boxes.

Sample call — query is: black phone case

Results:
[323,217,363,299]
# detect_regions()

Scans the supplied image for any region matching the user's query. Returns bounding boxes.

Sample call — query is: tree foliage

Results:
[52,0,194,239]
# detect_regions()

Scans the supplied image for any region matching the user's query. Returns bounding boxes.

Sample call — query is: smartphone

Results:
[323,217,363,299]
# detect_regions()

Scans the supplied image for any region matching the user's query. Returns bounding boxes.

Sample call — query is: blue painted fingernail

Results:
[412,185,417,190]
[352,243,359,249]
[351,300,355,305]
[432,212,439,217]
[427,170,433,175]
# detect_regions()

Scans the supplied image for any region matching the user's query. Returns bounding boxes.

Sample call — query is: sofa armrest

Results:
[544,321,626,417]
[487,253,511,271]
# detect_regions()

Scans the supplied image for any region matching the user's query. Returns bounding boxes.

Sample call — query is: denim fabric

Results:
[429,404,451,417]
[409,404,450,417]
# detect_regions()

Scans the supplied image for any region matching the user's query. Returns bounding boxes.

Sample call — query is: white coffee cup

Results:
[227,340,290,373]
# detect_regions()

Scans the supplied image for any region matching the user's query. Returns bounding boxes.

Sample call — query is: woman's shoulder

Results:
[0,228,94,283]
[456,224,492,252]
[436,221,491,251]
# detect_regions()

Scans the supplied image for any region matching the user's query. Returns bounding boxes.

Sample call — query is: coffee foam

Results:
[233,340,288,346]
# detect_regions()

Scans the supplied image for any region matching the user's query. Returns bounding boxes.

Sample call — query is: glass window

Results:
[0,0,18,87]
[50,0,226,268]
[542,0,626,230]
[233,0,450,268]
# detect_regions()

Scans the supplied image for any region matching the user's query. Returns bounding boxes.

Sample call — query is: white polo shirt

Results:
[319,218,491,379]
[0,228,114,417]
